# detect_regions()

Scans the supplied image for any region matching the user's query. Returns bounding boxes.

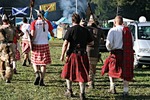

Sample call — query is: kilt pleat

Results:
[61,53,90,82]
[21,41,30,54]
[31,44,51,65]
[15,49,20,60]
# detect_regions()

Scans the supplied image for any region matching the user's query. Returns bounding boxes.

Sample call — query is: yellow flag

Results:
[40,2,56,12]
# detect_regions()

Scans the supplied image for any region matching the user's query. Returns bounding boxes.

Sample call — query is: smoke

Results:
[59,0,88,19]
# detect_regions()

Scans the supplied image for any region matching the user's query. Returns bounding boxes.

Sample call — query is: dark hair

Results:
[23,17,27,23]
[72,13,81,24]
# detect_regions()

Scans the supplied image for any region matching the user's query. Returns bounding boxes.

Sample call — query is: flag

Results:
[12,7,29,16]
[0,7,4,15]
[40,2,56,12]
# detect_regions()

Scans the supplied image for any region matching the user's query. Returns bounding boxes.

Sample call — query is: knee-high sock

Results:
[79,82,85,93]
[123,80,129,92]
[66,79,72,90]
[109,76,115,89]
[13,61,16,69]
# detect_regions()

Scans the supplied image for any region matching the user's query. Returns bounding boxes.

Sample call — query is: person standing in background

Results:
[20,17,31,66]
[60,13,93,100]
[30,11,54,86]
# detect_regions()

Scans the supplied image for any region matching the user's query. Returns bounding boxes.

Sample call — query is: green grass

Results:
[0,39,150,100]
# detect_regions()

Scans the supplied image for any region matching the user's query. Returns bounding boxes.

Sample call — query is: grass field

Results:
[0,39,150,100]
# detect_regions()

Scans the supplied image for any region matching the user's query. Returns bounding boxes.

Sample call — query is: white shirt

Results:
[106,25,123,51]
[31,20,49,44]
[21,23,30,40]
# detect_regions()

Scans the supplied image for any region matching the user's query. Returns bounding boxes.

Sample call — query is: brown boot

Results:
[65,89,73,98]
[80,93,86,100]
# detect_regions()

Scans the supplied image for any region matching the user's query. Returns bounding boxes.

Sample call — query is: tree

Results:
[90,0,150,21]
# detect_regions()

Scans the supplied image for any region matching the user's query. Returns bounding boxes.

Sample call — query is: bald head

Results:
[114,16,123,25]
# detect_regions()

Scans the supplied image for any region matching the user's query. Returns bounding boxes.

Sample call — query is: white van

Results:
[128,21,150,68]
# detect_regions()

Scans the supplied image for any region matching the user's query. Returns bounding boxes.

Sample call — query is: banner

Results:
[12,7,29,16]
[0,7,3,15]
[40,2,56,12]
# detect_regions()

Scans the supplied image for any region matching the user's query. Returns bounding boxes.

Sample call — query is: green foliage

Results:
[0,39,150,100]
[90,0,150,21]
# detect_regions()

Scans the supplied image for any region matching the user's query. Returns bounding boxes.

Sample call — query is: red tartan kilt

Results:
[15,49,20,60]
[31,44,51,65]
[21,41,30,54]
[61,53,90,82]
[108,50,123,78]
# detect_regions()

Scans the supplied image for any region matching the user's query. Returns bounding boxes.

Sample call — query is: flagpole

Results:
[76,0,78,13]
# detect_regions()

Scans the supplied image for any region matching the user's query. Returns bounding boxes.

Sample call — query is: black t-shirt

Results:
[64,25,93,53]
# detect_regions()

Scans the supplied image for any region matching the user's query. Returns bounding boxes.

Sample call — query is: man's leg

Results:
[108,76,116,94]
[65,79,73,97]
[33,64,40,85]
[123,80,129,96]
[88,64,96,89]
[79,82,86,100]
[39,65,46,86]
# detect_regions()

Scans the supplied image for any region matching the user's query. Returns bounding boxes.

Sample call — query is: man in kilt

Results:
[102,16,134,96]
[60,13,93,100]
[0,14,16,83]
[30,10,54,86]
[20,17,31,66]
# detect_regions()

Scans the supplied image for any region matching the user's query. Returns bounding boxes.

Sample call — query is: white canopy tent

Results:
[108,18,134,24]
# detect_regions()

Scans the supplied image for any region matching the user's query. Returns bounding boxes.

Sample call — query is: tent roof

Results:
[55,17,71,25]
[108,18,134,23]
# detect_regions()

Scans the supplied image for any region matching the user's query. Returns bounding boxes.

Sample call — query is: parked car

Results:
[99,27,110,52]
[128,21,150,68]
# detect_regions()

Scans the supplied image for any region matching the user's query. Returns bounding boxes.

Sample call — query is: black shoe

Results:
[80,93,86,100]
[22,63,27,66]
[22,60,27,66]
[6,79,11,83]
[123,92,129,97]
[65,89,73,98]
[28,59,31,65]
[14,68,17,74]
[34,72,40,85]
[39,79,45,86]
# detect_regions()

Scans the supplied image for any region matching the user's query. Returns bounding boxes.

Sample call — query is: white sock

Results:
[66,79,72,90]
[13,61,16,69]
[79,82,85,93]
[123,87,129,92]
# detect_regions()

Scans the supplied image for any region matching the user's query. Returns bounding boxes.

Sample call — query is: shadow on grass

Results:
[115,94,150,100]
[51,64,64,66]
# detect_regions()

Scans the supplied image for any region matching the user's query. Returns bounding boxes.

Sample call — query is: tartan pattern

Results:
[122,27,134,81]
[15,49,20,60]
[21,41,30,54]
[61,53,90,82]
[31,44,51,65]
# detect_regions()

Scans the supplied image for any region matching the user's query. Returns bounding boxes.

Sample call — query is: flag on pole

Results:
[39,2,56,12]
[12,7,29,16]
[0,7,4,15]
